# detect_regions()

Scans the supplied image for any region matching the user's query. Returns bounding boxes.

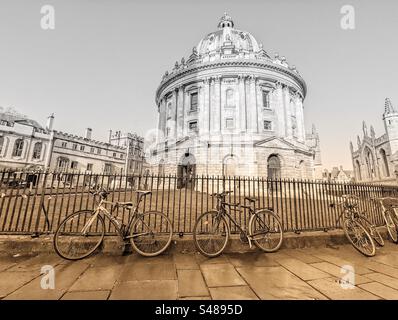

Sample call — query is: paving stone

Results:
[310,262,372,285]
[284,249,323,264]
[306,249,373,275]
[237,266,327,300]
[178,296,211,300]
[372,253,398,268]
[308,277,379,300]
[274,257,329,281]
[226,252,279,267]
[200,263,245,287]
[120,262,176,281]
[173,254,199,269]
[365,272,398,290]
[0,271,38,298]
[69,265,123,291]
[177,269,208,297]
[359,282,398,300]
[61,290,110,300]
[364,261,398,279]
[209,286,258,300]
[109,280,178,300]
[196,254,230,265]
[0,255,33,272]
[85,255,130,267]
[8,254,63,272]
[4,262,89,300]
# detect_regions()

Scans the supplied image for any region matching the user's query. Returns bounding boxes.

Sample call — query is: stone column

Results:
[296,96,306,143]
[256,82,263,133]
[177,86,184,139]
[213,76,221,133]
[283,86,292,138]
[238,74,247,132]
[248,75,257,133]
[202,77,210,136]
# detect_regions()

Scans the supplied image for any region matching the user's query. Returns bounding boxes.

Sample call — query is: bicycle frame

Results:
[81,197,151,240]
[215,199,270,249]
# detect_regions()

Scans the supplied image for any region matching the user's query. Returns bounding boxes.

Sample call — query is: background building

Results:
[0,108,144,175]
[322,166,354,183]
[151,13,322,185]
[350,98,398,184]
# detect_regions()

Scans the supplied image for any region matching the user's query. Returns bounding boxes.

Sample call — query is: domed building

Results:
[152,13,321,183]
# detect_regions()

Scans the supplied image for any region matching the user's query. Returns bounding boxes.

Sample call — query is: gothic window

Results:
[80,145,85,151]
[262,91,270,109]
[87,163,93,171]
[380,149,390,177]
[364,148,375,179]
[298,160,306,179]
[32,142,42,160]
[12,139,24,157]
[61,142,67,148]
[72,144,78,150]
[190,92,198,112]
[225,118,234,129]
[267,154,281,179]
[226,89,234,107]
[263,120,272,131]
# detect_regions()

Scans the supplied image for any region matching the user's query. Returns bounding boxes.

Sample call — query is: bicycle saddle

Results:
[117,201,133,208]
[244,196,258,203]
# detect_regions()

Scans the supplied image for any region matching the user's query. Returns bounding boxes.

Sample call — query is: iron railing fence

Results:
[0,170,397,236]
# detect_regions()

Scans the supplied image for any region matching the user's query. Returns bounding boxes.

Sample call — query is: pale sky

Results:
[0,0,397,170]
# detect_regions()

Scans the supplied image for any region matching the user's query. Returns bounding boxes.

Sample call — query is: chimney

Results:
[85,128,92,140]
[108,129,112,143]
[46,113,55,131]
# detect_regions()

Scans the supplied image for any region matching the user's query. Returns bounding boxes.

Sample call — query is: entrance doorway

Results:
[177,153,196,189]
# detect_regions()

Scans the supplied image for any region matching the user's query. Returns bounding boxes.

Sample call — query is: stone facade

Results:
[150,13,321,181]
[0,109,145,174]
[350,98,398,184]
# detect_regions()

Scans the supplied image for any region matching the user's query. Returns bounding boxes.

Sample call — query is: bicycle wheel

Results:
[130,211,173,257]
[343,219,376,257]
[193,210,229,258]
[360,216,384,247]
[384,210,398,243]
[249,209,283,253]
[54,210,105,260]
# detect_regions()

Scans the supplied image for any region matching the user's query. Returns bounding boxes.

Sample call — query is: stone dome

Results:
[197,13,263,56]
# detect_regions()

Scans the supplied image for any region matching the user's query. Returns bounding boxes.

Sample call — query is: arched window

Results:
[267,155,281,179]
[158,159,165,176]
[32,142,42,160]
[167,102,172,119]
[223,155,237,176]
[12,139,24,157]
[380,149,390,177]
[364,148,375,179]
[226,89,234,107]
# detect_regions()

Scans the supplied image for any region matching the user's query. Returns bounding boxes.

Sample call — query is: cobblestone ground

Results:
[2,243,398,300]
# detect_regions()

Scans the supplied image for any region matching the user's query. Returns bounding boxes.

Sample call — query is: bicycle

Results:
[193,191,283,258]
[54,189,173,260]
[333,194,382,257]
[371,197,398,243]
